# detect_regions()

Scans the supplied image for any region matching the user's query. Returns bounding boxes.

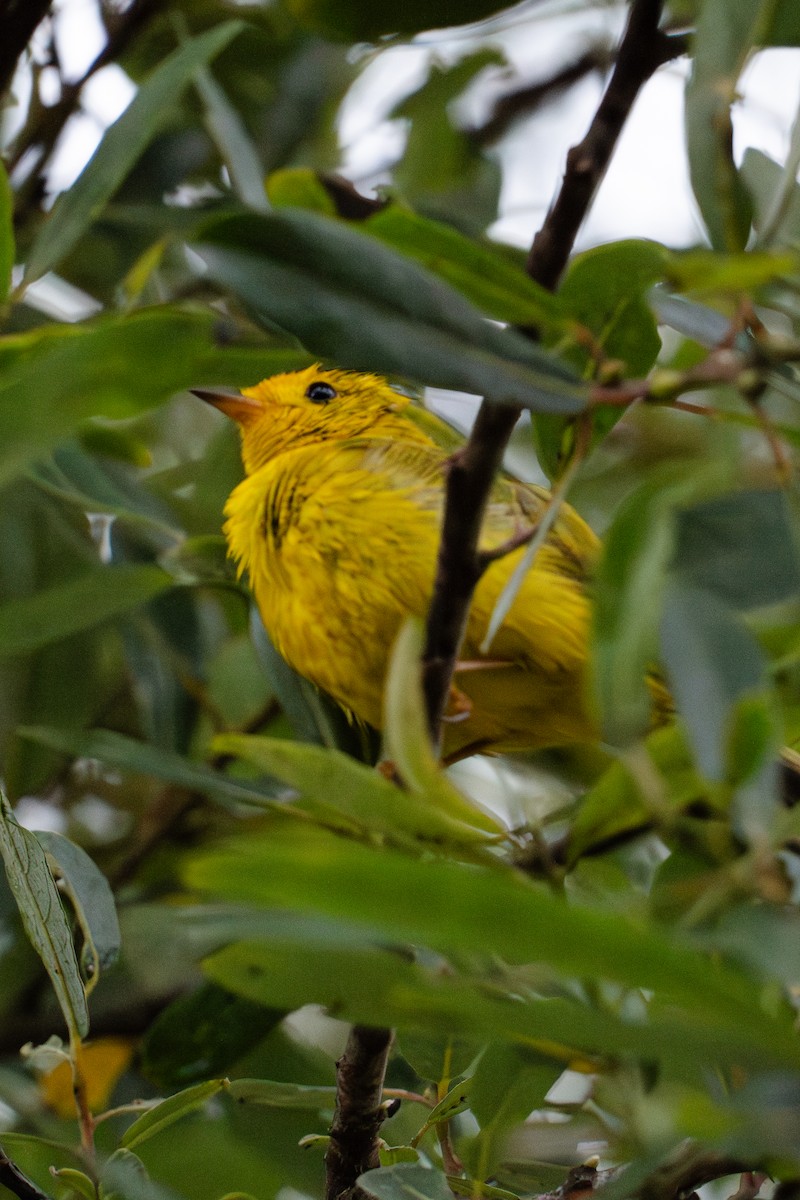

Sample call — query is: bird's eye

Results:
[305,381,337,404]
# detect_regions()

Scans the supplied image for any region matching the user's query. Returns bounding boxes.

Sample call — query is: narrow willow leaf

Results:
[195,68,269,213]
[121,1079,227,1150]
[24,23,244,284]
[0,791,88,1039]
[226,1078,337,1109]
[364,205,563,329]
[0,159,13,302]
[18,726,285,812]
[193,209,588,413]
[684,0,758,249]
[35,831,121,989]
[188,825,792,1052]
[0,565,172,658]
[212,731,502,848]
[411,1078,473,1145]
[383,619,504,835]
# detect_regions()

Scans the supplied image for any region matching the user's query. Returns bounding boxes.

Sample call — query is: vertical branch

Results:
[421,0,678,747]
[326,1026,393,1200]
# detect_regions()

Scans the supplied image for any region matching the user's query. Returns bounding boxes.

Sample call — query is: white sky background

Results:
[14,0,800,296]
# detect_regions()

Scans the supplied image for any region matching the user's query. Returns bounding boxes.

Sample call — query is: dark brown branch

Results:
[0,0,53,102]
[326,1025,393,1200]
[0,1143,53,1200]
[421,0,672,749]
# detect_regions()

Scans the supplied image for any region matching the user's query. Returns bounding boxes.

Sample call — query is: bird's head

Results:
[192,365,413,474]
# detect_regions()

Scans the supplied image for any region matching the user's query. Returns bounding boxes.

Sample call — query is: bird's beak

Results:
[191,387,262,424]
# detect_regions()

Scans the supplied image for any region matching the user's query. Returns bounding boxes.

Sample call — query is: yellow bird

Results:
[194,365,600,761]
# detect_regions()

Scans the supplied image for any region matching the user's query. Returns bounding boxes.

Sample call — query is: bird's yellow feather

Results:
[205,364,601,759]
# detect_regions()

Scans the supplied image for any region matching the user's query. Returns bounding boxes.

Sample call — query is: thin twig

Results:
[421,0,673,750]
[0,0,53,102]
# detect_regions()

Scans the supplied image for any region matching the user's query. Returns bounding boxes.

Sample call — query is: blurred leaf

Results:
[212,731,501,849]
[0,308,247,484]
[392,51,503,228]
[0,790,88,1039]
[666,249,797,293]
[384,619,504,836]
[398,1032,481,1083]
[568,725,714,864]
[122,1079,227,1151]
[188,825,795,1058]
[267,167,336,215]
[558,240,666,376]
[685,0,757,249]
[660,580,768,781]
[35,830,121,986]
[359,1164,453,1200]
[365,205,562,329]
[673,490,800,611]
[141,982,283,1090]
[201,933,794,1078]
[470,1042,562,1173]
[0,159,12,303]
[648,288,738,348]
[101,1148,186,1200]
[193,209,588,412]
[18,726,285,811]
[745,144,800,262]
[195,67,269,213]
[227,1078,337,1109]
[0,564,172,658]
[23,23,244,285]
[284,0,512,41]
[593,468,706,746]
[52,1168,98,1199]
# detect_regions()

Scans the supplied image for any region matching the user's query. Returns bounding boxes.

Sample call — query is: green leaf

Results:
[411,1078,473,1146]
[101,1148,184,1200]
[285,0,513,40]
[383,619,505,837]
[0,564,172,658]
[201,932,796,1074]
[195,67,269,214]
[365,205,562,333]
[660,579,768,781]
[23,22,244,284]
[593,470,693,745]
[665,249,797,294]
[35,830,121,987]
[0,790,88,1039]
[188,825,796,1061]
[743,147,800,248]
[193,209,588,413]
[226,1078,338,1109]
[52,1167,98,1199]
[359,1164,453,1200]
[0,308,238,484]
[0,159,13,303]
[212,732,501,850]
[568,725,713,864]
[470,1043,562,1174]
[122,1079,228,1150]
[140,982,283,1089]
[672,490,800,611]
[685,0,760,249]
[267,167,336,214]
[17,726,285,812]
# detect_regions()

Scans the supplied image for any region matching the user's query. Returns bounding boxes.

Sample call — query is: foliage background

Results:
[1,1,800,1199]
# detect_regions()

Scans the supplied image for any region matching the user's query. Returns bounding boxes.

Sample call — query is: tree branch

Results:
[0,0,53,103]
[326,1025,393,1200]
[421,0,672,748]
[0,1144,53,1200]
